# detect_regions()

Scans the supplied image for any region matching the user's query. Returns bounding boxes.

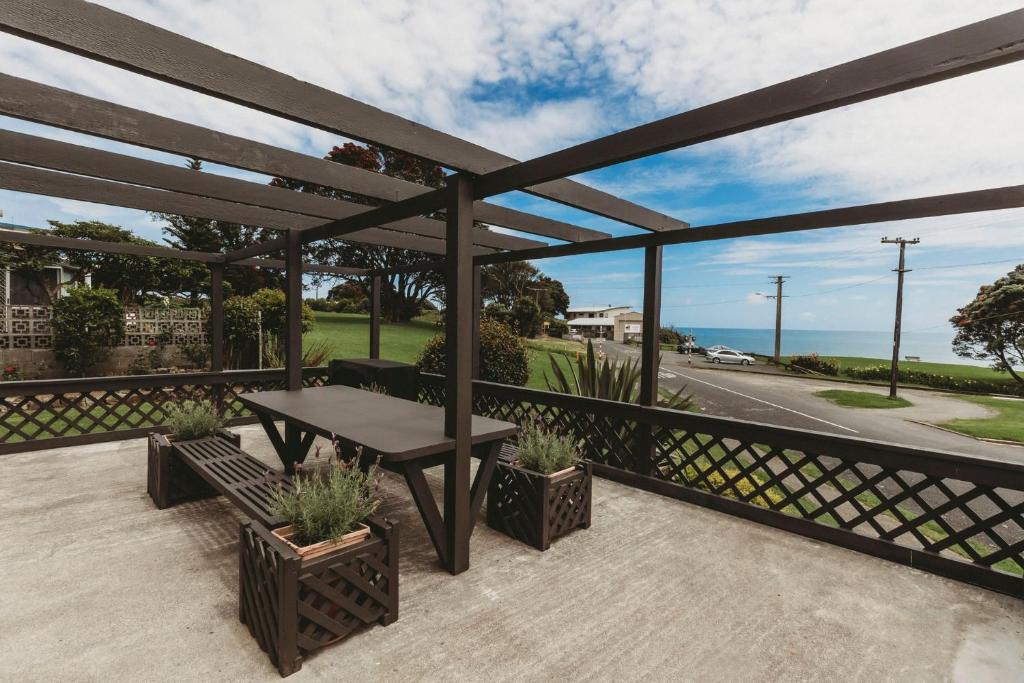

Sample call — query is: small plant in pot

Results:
[487,421,593,551]
[269,444,384,561]
[146,399,238,508]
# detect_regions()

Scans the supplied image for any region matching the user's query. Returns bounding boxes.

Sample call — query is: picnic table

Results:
[238,385,517,574]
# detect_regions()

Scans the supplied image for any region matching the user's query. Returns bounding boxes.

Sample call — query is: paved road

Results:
[599,340,1023,464]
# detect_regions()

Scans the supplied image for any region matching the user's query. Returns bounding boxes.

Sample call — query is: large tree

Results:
[271,143,445,322]
[0,220,190,304]
[156,158,283,300]
[951,264,1024,385]
[482,262,569,320]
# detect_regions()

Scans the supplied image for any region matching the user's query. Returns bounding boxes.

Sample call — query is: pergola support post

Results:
[369,275,381,359]
[636,245,663,476]
[285,229,303,391]
[209,262,225,410]
[444,174,474,575]
[471,265,482,379]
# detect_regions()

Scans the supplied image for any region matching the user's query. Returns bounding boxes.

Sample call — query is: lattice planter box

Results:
[239,516,399,677]
[487,460,592,551]
[146,429,240,509]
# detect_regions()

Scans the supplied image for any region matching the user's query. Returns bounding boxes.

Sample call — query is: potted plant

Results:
[147,399,238,508]
[268,446,383,561]
[487,421,592,551]
[239,443,398,677]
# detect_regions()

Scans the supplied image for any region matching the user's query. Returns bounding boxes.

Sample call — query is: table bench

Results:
[147,432,399,677]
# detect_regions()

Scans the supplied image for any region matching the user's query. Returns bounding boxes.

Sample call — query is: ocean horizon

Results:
[669,327,984,366]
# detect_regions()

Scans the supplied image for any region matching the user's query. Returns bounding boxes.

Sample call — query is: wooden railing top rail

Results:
[0,366,327,398]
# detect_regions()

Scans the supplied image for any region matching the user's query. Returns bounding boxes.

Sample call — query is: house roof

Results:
[567,305,631,313]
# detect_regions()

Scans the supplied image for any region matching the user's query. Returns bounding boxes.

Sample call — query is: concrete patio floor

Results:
[1,424,1022,682]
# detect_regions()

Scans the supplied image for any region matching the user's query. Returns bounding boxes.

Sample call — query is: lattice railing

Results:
[0,366,328,454]
[417,373,1024,597]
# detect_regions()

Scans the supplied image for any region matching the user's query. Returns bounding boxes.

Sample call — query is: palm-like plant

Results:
[545,340,692,410]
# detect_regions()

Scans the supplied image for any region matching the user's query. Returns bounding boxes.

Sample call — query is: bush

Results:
[511,296,543,338]
[165,399,223,440]
[53,286,126,376]
[845,365,1024,396]
[516,421,579,474]
[659,327,683,345]
[547,319,569,338]
[249,288,315,335]
[181,341,210,369]
[416,319,529,386]
[306,297,338,312]
[222,289,316,368]
[790,353,840,376]
[271,449,382,546]
[2,365,20,381]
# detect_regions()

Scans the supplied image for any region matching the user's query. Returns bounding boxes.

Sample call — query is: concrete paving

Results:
[1,425,1022,682]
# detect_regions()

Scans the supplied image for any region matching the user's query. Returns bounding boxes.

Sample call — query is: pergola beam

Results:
[475,9,1024,198]
[0,0,686,232]
[473,184,1024,265]
[0,225,367,275]
[0,74,608,243]
[0,130,545,252]
[0,162,498,256]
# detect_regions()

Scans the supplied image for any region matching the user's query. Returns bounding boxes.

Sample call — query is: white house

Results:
[0,223,90,305]
[566,305,642,341]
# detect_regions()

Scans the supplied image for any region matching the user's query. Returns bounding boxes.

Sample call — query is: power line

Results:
[908,310,1023,332]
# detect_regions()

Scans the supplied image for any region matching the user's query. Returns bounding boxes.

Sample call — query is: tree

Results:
[511,295,543,338]
[951,264,1024,385]
[0,221,190,304]
[481,262,569,321]
[271,143,446,322]
[156,158,283,299]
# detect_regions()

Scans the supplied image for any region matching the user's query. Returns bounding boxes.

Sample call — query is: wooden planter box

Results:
[146,429,240,509]
[487,460,592,551]
[239,516,399,677]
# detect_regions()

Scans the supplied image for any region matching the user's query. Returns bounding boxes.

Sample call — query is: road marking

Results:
[675,371,859,434]
[658,370,676,379]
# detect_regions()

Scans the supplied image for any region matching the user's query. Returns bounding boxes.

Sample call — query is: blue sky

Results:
[1,0,1022,338]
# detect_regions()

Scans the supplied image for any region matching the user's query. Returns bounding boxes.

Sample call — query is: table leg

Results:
[401,461,449,565]
[468,441,502,534]
[253,412,314,474]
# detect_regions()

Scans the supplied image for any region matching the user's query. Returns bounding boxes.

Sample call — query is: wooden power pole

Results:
[881,237,920,399]
[759,276,788,363]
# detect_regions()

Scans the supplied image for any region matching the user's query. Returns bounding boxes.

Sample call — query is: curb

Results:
[909,420,1024,448]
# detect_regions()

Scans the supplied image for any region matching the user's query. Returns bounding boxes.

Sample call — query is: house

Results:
[566,305,642,341]
[0,222,89,305]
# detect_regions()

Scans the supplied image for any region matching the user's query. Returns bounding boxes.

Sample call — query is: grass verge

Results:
[938,396,1024,444]
[815,389,912,409]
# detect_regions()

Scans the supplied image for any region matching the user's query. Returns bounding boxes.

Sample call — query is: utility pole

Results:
[881,237,920,399]
[758,276,788,363]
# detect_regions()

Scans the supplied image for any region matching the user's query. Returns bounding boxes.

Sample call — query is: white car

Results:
[705,345,737,354]
[707,349,755,365]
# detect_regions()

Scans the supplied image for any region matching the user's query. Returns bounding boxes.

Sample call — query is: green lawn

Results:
[307,312,580,389]
[785,355,1008,382]
[939,396,1024,443]
[815,389,912,409]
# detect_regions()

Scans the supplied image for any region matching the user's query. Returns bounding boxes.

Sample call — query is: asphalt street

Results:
[599,340,1024,464]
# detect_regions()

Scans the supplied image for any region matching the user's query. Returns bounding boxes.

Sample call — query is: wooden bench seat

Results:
[148,432,292,529]
[172,437,293,529]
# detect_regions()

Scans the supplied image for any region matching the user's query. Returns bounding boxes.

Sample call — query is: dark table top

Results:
[239,385,517,461]
[333,358,414,370]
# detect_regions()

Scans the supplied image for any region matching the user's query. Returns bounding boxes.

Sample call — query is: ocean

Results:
[670,327,981,366]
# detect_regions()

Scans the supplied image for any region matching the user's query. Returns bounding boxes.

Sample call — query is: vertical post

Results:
[636,245,662,477]
[444,174,474,575]
[209,262,225,413]
[471,265,482,379]
[882,237,919,399]
[369,274,381,359]
[285,229,302,391]
[772,276,787,363]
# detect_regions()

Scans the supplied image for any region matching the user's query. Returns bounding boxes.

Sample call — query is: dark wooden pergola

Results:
[1,1,1023,578]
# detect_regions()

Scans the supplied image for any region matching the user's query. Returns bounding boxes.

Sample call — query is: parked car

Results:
[706,349,755,365]
[706,345,737,354]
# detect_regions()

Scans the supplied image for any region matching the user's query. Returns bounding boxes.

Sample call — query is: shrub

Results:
[271,444,382,546]
[516,421,579,474]
[659,327,683,345]
[845,365,1024,396]
[511,296,543,338]
[222,290,316,368]
[181,341,210,369]
[165,399,223,440]
[547,319,569,338]
[249,288,315,335]
[53,286,126,376]
[261,332,334,369]
[416,319,529,386]
[790,353,840,376]
[2,365,20,381]
[306,298,338,313]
